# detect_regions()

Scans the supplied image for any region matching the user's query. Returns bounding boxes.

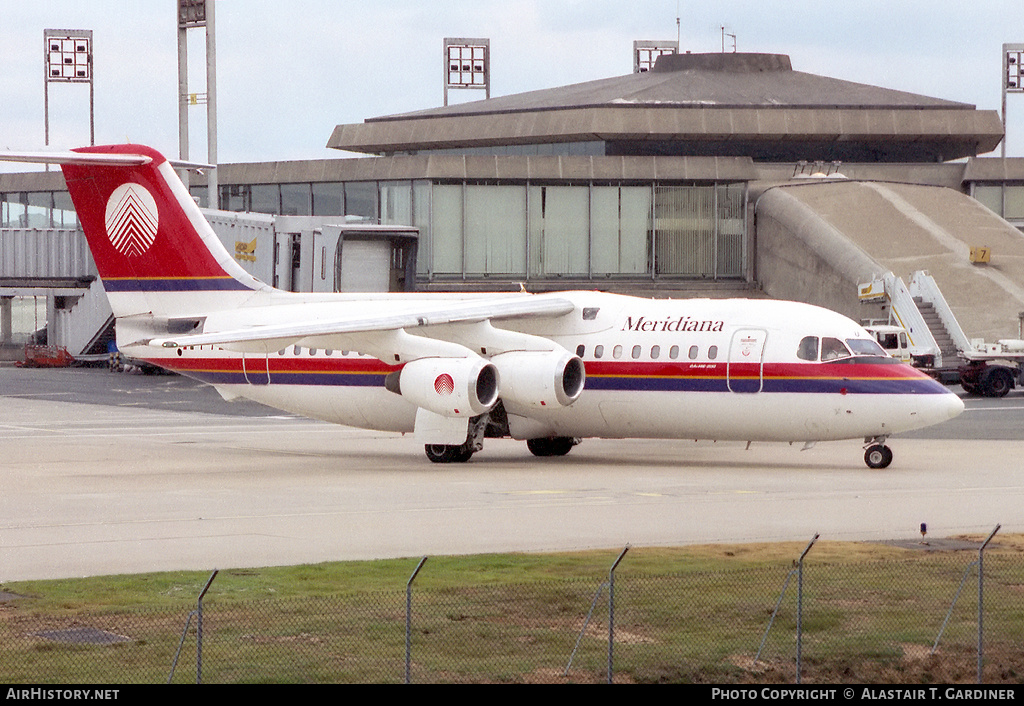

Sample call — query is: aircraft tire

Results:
[864,444,893,469]
[527,436,576,457]
[424,443,474,463]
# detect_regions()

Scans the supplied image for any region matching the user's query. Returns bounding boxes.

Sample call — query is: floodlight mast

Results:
[443,38,490,107]
[1001,44,1024,217]
[43,29,95,152]
[633,40,678,74]
[177,0,218,204]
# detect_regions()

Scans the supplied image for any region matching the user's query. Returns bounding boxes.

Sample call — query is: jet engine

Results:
[490,349,585,411]
[387,356,499,418]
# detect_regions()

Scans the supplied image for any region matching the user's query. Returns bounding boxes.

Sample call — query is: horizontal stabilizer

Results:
[0,150,213,170]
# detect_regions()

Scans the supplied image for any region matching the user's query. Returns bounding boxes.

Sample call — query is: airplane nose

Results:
[945,392,965,420]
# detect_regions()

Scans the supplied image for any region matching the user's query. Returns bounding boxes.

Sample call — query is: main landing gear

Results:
[863,436,893,469]
[424,442,476,463]
[526,436,579,457]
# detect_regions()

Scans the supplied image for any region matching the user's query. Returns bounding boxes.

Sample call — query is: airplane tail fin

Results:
[59,144,267,318]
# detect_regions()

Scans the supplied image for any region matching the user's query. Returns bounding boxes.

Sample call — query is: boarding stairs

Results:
[912,298,959,366]
[860,270,972,368]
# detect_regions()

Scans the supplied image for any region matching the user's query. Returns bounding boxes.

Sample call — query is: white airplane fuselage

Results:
[120,289,962,446]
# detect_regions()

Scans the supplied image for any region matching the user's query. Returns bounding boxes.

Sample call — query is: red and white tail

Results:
[58,144,267,318]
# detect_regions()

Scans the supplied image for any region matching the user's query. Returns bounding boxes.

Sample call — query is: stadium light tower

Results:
[1002,44,1024,159]
[44,29,94,148]
[177,0,218,204]
[1001,43,1024,217]
[633,40,678,73]
[444,38,490,106]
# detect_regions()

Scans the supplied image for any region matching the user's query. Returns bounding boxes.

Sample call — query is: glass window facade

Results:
[973,184,1024,221]
[211,178,748,282]
[4,176,746,285]
[1,192,79,228]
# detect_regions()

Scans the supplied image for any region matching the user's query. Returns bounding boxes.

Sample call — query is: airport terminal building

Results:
[4,52,1024,355]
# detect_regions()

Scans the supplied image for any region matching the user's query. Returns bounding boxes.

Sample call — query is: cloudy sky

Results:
[2,1,1023,171]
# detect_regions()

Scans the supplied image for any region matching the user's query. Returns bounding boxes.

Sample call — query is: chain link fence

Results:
[2,544,1022,684]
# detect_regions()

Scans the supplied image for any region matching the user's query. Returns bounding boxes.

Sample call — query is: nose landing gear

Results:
[863,436,893,469]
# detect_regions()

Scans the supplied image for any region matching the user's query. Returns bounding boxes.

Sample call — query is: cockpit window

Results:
[846,338,888,357]
[797,336,818,361]
[820,337,851,361]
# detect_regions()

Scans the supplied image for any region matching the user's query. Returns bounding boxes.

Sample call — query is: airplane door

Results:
[242,353,270,385]
[727,328,767,393]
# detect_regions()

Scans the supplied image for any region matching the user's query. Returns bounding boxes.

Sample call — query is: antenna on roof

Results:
[676,1,681,48]
[721,26,737,53]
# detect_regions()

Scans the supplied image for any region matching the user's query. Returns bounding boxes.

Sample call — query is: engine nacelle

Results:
[388,356,499,418]
[491,350,585,411]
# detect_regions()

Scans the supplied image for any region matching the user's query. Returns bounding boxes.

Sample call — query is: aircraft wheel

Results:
[424,443,474,463]
[527,436,577,457]
[864,444,893,469]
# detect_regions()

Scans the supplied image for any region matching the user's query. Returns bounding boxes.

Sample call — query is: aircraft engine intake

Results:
[387,356,500,418]
[491,350,586,411]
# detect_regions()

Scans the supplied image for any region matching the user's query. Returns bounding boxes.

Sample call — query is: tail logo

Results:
[104,183,159,257]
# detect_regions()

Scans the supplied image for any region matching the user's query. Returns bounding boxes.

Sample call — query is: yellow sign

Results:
[970,246,991,264]
[234,238,257,262]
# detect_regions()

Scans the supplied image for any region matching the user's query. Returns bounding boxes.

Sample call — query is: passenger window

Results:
[576,344,585,357]
[613,345,623,359]
[650,345,660,359]
[708,345,718,360]
[294,346,302,355]
[631,345,641,359]
[594,345,604,359]
[669,345,679,359]
[688,345,698,360]
[797,336,818,361]
[821,337,851,361]
[309,348,317,356]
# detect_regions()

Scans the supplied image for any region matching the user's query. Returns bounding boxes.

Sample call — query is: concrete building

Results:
[4,52,1024,356]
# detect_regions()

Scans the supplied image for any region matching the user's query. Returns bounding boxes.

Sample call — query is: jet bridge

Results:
[0,227,112,359]
[1,213,419,361]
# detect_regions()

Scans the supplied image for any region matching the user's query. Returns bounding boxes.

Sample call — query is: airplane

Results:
[2,144,964,468]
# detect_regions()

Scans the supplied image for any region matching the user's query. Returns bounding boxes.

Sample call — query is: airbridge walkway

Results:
[756,180,1024,344]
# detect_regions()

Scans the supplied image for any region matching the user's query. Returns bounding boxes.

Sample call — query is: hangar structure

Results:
[4,52,1024,357]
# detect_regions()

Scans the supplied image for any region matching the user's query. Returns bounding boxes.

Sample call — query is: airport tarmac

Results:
[1,366,1022,581]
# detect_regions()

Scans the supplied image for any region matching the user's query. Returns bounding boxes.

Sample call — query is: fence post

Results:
[607,545,630,684]
[168,569,218,684]
[195,569,218,684]
[977,524,1000,684]
[795,534,818,684]
[405,556,427,684]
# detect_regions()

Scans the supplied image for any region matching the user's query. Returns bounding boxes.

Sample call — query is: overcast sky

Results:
[2,1,1023,172]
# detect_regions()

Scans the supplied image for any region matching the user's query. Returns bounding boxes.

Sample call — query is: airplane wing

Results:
[148,295,576,351]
